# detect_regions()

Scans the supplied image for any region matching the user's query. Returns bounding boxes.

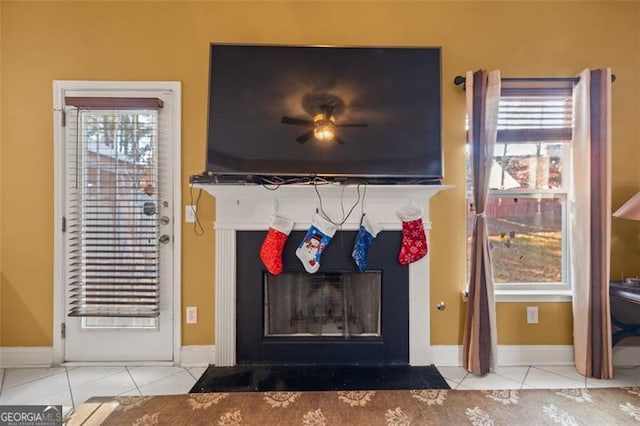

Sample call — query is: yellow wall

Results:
[1,1,639,348]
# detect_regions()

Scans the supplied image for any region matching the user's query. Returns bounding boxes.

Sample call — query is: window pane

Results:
[469,197,564,283]
[83,317,156,329]
[492,143,565,190]
[466,83,572,289]
[69,109,161,326]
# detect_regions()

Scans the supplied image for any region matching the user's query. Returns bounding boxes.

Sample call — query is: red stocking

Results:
[260,215,294,275]
[397,203,428,265]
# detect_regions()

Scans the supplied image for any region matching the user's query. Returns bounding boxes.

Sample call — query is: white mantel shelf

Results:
[194,183,453,199]
[193,183,453,231]
[193,182,453,366]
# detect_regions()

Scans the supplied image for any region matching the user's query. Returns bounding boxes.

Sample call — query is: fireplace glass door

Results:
[264,272,381,338]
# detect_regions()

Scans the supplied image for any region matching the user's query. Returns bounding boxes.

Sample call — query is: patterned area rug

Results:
[68,387,640,425]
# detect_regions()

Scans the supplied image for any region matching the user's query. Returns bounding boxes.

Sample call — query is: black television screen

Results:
[204,44,442,183]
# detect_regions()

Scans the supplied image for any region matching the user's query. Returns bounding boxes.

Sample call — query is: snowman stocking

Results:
[352,214,381,272]
[260,214,294,275]
[296,213,337,273]
[397,202,428,265]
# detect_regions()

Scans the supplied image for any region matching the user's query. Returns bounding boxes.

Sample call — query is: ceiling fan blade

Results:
[282,116,313,126]
[336,123,368,128]
[335,136,346,145]
[296,131,314,143]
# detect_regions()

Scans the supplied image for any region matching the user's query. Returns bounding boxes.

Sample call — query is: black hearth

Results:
[236,230,409,365]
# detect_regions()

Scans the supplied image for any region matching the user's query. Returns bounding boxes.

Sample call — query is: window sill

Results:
[495,289,573,302]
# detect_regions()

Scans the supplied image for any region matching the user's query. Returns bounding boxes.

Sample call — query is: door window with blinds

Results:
[65,97,164,328]
[466,81,573,289]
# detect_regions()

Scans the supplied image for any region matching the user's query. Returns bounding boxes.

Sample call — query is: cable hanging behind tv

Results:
[199,43,443,184]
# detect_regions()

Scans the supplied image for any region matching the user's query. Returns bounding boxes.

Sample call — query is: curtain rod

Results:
[453,74,616,86]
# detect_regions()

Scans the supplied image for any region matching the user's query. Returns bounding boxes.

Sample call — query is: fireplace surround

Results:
[236,230,408,364]
[194,183,451,366]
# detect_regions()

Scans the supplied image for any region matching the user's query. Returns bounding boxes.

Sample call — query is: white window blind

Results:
[64,97,163,317]
[498,84,573,143]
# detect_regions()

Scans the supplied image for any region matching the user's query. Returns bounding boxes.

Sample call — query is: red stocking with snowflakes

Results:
[260,215,294,275]
[397,202,428,265]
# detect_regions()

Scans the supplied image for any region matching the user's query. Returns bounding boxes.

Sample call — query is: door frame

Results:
[52,80,182,365]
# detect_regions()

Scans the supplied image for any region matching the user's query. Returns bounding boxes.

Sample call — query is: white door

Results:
[54,82,180,362]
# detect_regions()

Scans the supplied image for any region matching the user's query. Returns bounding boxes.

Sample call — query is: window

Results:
[63,97,172,330]
[467,82,574,297]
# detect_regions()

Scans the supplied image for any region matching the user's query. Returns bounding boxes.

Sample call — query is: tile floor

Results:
[440,365,640,390]
[0,366,206,417]
[0,364,638,417]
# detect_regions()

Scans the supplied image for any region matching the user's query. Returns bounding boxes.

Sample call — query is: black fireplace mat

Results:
[190,364,450,393]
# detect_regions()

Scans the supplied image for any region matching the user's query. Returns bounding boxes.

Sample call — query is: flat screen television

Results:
[200,43,442,184]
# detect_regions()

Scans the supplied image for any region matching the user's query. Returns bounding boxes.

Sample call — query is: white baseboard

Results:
[2,344,634,370]
[498,345,575,366]
[0,347,53,368]
[612,346,640,367]
[180,345,215,367]
[432,344,639,369]
[431,345,575,367]
[0,346,216,368]
[430,345,463,366]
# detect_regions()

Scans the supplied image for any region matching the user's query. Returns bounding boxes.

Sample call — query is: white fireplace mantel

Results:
[194,183,452,366]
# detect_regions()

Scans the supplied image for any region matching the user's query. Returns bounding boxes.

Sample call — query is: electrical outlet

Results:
[526,306,539,324]
[185,205,197,223]
[186,306,198,324]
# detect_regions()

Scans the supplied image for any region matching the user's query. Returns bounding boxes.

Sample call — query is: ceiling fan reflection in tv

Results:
[281,92,368,145]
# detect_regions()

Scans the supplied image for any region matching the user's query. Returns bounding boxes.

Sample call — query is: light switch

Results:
[186,306,198,324]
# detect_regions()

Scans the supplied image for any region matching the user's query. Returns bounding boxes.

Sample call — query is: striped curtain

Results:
[571,69,613,379]
[463,70,501,375]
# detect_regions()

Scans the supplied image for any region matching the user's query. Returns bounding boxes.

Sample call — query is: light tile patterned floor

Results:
[0,364,638,417]
[0,366,204,416]
[439,365,640,390]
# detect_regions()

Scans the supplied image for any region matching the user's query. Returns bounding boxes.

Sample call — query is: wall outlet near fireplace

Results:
[186,306,198,324]
[526,306,539,324]
[185,205,197,223]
